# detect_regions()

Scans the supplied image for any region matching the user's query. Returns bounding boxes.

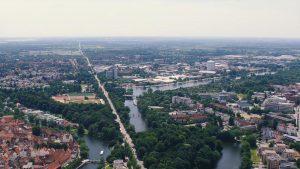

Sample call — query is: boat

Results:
[133,99,137,106]
[100,150,104,155]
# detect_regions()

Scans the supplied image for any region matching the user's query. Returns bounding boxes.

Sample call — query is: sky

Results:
[0,0,299,38]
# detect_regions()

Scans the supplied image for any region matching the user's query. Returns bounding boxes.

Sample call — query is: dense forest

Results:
[135,124,223,169]
[134,90,223,169]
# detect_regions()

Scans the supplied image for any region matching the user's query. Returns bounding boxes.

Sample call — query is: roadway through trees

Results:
[79,42,146,169]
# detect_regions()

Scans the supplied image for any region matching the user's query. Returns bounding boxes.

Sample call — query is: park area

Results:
[251,148,260,166]
[52,93,104,104]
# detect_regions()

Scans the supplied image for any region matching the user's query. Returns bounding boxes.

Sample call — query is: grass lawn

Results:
[251,148,260,163]
[70,128,77,135]
[68,92,95,96]
[238,93,248,100]
[105,164,112,169]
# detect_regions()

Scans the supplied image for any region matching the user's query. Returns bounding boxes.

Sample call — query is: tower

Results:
[295,106,300,134]
[207,60,216,71]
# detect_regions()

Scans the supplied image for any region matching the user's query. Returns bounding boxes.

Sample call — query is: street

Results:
[79,42,145,169]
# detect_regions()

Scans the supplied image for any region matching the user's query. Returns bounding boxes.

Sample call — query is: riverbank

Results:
[125,80,212,132]
[129,82,242,169]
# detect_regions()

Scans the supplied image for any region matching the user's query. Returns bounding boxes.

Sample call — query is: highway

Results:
[79,43,145,169]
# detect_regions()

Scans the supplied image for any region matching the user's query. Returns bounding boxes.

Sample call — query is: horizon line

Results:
[1,35,300,40]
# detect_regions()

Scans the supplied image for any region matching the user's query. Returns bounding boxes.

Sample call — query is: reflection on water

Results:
[215,143,241,169]
[125,100,147,132]
[123,80,241,169]
[81,135,111,169]
[132,80,211,96]
[125,80,212,133]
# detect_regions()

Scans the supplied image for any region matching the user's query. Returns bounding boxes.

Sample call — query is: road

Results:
[79,43,146,169]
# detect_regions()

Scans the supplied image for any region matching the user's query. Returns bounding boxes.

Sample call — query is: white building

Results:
[206,60,216,71]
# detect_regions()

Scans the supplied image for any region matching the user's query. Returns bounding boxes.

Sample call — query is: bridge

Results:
[123,94,136,97]
[76,159,101,169]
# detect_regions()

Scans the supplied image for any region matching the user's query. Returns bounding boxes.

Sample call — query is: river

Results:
[82,80,241,169]
[216,143,241,169]
[132,80,211,97]
[81,136,111,169]
[125,100,147,132]
[125,80,212,132]
[125,80,241,168]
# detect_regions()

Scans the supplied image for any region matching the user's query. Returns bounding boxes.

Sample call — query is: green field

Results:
[237,93,248,100]
[251,149,260,163]
[68,92,94,96]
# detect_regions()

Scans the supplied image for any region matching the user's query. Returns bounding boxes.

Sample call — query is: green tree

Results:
[240,156,252,169]
[32,126,41,136]
[77,125,85,136]
[98,158,105,169]
[296,159,300,168]
[229,116,235,126]
[245,135,257,148]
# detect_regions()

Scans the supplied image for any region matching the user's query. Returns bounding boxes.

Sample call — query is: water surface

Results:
[215,143,241,169]
[81,135,111,169]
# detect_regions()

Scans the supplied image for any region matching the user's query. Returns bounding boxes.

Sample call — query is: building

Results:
[113,159,128,169]
[266,154,281,169]
[295,107,300,132]
[265,113,294,124]
[262,128,276,140]
[262,96,294,113]
[0,116,79,169]
[206,60,216,71]
[172,96,193,107]
[259,143,272,155]
[262,150,277,163]
[106,66,119,79]
[279,161,297,169]
[169,111,189,123]
[234,119,256,130]
[277,124,298,136]
[252,92,267,102]
[282,149,295,161]
[283,134,300,142]
[191,113,208,123]
[198,91,236,102]
[274,144,287,154]
[237,100,253,110]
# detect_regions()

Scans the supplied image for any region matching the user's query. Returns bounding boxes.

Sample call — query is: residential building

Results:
[279,161,297,169]
[282,149,295,161]
[267,154,281,169]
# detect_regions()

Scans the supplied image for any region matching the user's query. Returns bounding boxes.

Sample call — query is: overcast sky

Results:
[0,0,299,38]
